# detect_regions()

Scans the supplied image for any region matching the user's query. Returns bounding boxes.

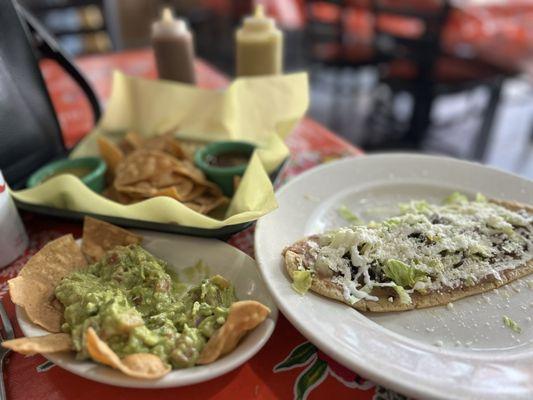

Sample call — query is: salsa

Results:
[204,151,251,168]
[54,245,236,368]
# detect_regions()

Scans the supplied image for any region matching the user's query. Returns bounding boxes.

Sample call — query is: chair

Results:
[364,0,507,160]
[304,0,512,160]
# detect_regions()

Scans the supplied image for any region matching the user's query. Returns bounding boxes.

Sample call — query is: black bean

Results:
[453,260,464,268]
[430,214,449,225]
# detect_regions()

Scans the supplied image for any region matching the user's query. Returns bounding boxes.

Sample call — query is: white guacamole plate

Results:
[255,153,533,400]
[17,231,278,388]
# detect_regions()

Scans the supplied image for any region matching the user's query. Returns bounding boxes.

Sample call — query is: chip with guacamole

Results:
[56,244,237,368]
[3,218,270,379]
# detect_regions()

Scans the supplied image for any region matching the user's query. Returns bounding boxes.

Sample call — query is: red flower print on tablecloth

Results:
[273,341,374,400]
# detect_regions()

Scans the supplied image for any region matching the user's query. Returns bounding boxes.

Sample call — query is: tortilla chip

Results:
[121,353,171,378]
[124,131,144,150]
[197,300,270,364]
[173,160,207,184]
[9,277,62,333]
[180,184,207,202]
[115,150,178,187]
[149,172,194,192]
[86,327,170,379]
[82,217,142,262]
[85,327,122,367]
[182,202,205,214]
[152,186,183,201]
[18,235,86,286]
[103,185,137,204]
[143,133,188,160]
[2,333,73,355]
[102,139,228,215]
[9,235,87,332]
[114,181,160,198]
[97,137,124,172]
[185,195,229,215]
[233,175,242,193]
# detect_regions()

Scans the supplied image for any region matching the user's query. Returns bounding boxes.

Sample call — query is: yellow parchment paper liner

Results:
[12,71,309,229]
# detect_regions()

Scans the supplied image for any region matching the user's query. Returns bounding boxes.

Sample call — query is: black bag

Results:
[0,0,101,188]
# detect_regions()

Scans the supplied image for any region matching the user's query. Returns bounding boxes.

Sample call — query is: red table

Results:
[2,50,401,400]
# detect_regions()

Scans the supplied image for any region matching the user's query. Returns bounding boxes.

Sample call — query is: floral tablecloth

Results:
[2,49,404,400]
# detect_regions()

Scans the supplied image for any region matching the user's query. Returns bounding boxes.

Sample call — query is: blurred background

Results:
[20,0,533,178]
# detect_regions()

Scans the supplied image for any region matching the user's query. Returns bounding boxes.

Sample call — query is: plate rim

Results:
[16,230,278,388]
[255,153,533,400]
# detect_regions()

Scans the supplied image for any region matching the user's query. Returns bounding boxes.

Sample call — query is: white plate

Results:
[17,231,278,388]
[254,154,533,400]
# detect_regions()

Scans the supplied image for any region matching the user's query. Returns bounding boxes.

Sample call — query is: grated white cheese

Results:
[305,198,532,302]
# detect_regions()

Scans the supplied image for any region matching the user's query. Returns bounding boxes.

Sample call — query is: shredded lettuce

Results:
[502,212,528,227]
[329,228,357,248]
[502,315,521,333]
[399,200,431,215]
[475,193,487,202]
[444,192,468,205]
[487,216,515,236]
[466,243,492,258]
[383,259,428,288]
[291,270,312,295]
[361,242,373,255]
[337,205,362,225]
[393,286,412,304]
[382,217,402,228]
[465,275,477,287]
[360,284,373,293]
[427,259,444,272]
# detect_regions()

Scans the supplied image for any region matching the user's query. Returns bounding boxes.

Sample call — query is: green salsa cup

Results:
[27,157,107,193]
[194,141,256,196]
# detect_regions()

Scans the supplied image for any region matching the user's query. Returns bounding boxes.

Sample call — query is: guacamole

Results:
[54,245,236,368]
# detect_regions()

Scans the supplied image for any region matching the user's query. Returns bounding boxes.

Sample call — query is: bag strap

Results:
[15,2,102,126]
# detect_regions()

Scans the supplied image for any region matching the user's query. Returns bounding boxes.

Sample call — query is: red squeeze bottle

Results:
[151,8,196,84]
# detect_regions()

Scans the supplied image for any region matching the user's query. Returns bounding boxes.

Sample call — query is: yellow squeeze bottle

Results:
[235,4,283,77]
